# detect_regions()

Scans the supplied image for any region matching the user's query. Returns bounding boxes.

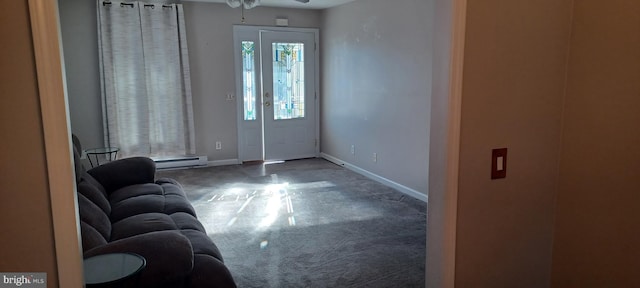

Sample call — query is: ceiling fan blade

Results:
[226,0,241,8]
[244,0,260,9]
[227,0,261,9]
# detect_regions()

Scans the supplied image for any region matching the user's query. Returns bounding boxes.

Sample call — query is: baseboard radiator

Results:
[152,156,208,170]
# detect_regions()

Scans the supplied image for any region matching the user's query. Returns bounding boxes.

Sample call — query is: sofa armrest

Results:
[87,157,156,193]
[84,231,194,287]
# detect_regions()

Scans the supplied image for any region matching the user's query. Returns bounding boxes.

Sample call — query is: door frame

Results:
[43,2,465,287]
[233,25,320,162]
[426,0,466,287]
[29,0,84,286]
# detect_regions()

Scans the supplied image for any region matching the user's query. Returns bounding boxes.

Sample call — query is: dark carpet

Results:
[156,158,426,288]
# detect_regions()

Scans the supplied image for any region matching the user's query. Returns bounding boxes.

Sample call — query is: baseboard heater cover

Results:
[152,156,208,169]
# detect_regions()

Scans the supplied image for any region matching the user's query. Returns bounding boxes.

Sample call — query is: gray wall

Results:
[455,0,573,286]
[58,0,321,159]
[552,0,640,286]
[59,0,103,149]
[320,0,432,195]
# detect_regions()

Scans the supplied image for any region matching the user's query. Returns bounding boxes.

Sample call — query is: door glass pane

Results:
[272,43,305,120]
[242,41,256,121]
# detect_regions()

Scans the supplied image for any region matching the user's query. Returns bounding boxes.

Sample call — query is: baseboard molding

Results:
[321,153,428,203]
[207,159,241,167]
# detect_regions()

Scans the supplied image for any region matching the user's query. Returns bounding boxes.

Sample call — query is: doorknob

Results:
[265,92,270,98]
[265,101,271,107]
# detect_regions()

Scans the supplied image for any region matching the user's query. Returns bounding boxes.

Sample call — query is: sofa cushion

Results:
[180,230,224,263]
[77,193,111,241]
[111,213,179,241]
[83,172,108,196]
[87,156,156,193]
[109,183,164,203]
[110,194,166,222]
[77,180,111,216]
[80,221,108,252]
[188,254,236,288]
[109,183,197,222]
[171,212,207,233]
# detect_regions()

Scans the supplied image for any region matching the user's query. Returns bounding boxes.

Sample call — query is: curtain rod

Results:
[103,2,174,8]
[143,4,174,8]
[102,2,134,7]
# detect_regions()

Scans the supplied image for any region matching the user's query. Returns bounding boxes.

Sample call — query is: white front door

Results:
[234,26,318,162]
[260,31,317,161]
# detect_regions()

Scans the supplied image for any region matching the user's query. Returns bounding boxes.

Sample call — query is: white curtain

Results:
[97,0,195,158]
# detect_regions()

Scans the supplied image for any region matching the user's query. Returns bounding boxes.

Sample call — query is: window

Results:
[242,41,257,121]
[272,43,305,120]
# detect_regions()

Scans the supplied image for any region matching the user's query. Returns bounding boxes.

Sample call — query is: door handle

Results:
[265,101,271,107]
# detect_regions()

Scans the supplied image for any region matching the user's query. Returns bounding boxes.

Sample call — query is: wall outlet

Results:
[491,148,507,179]
[216,141,222,150]
[373,152,377,163]
[351,145,355,155]
[226,93,234,101]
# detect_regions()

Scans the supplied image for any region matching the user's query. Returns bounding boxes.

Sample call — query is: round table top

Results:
[84,147,120,154]
[83,253,146,285]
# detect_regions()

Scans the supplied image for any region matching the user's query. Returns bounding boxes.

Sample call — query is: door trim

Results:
[233,25,320,162]
[40,1,465,287]
[427,0,466,287]
[28,0,84,286]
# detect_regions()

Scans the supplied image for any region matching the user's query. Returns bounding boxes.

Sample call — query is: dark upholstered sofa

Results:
[72,138,236,288]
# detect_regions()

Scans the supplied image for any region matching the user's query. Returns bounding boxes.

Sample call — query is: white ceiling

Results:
[182,0,357,10]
